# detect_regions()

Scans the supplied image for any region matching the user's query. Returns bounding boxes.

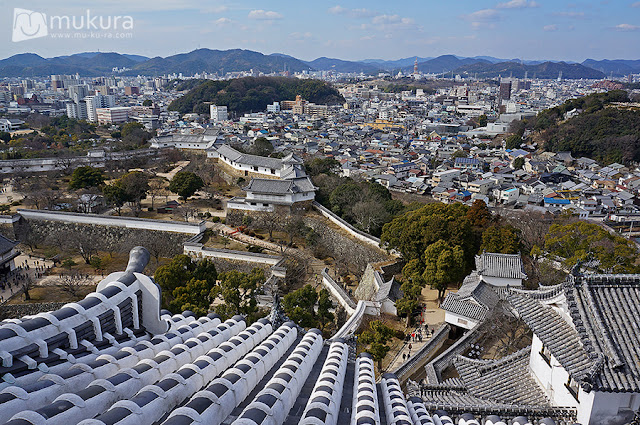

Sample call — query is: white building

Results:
[267,102,280,113]
[66,101,88,120]
[210,105,228,123]
[96,107,130,125]
[85,92,116,122]
[227,177,316,212]
[208,145,305,179]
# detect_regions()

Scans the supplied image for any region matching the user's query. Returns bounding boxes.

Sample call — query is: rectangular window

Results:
[540,344,551,366]
[566,377,579,401]
[253,166,258,171]
[458,318,468,325]
[271,169,275,174]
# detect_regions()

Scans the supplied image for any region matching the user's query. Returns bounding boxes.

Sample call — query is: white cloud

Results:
[214,17,232,25]
[372,14,414,25]
[614,23,640,31]
[248,10,283,20]
[543,24,558,31]
[289,32,313,41]
[328,6,376,18]
[461,9,500,28]
[496,0,539,9]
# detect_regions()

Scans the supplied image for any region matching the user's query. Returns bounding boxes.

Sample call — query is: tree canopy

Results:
[69,166,104,189]
[282,285,334,331]
[541,221,638,273]
[168,77,344,115]
[359,320,396,369]
[154,255,218,314]
[211,268,265,322]
[102,171,149,216]
[169,171,204,199]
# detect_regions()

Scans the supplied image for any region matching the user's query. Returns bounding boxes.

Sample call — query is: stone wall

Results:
[304,215,390,277]
[0,302,67,320]
[23,220,188,259]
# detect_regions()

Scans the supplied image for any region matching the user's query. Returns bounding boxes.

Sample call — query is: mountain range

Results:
[0,48,635,79]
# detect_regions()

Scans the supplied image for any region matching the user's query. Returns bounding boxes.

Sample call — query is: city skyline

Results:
[2,0,640,62]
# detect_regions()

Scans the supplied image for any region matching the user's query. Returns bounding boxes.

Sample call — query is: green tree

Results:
[478,114,488,127]
[69,166,105,189]
[171,279,212,317]
[211,268,264,322]
[142,99,153,106]
[155,255,218,312]
[102,183,127,215]
[305,157,340,176]
[169,171,204,200]
[119,171,150,216]
[381,202,478,270]
[282,284,334,331]
[251,137,274,157]
[422,240,465,300]
[359,320,396,369]
[0,131,11,143]
[481,225,521,254]
[395,277,423,326]
[505,134,523,150]
[543,221,638,273]
[513,157,525,170]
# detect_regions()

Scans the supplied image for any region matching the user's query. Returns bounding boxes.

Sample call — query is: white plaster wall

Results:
[481,275,523,287]
[529,335,579,408]
[444,311,478,330]
[581,391,640,425]
[183,244,282,265]
[17,209,205,234]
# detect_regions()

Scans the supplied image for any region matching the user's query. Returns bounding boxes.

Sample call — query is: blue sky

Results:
[2,0,640,61]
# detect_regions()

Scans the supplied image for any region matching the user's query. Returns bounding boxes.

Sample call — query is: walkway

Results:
[0,253,55,303]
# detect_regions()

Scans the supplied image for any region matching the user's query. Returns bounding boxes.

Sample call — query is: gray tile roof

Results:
[565,274,640,392]
[0,234,18,255]
[244,177,316,195]
[475,252,527,280]
[440,274,499,322]
[217,144,287,170]
[507,292,595,385]
[455,347,550,406]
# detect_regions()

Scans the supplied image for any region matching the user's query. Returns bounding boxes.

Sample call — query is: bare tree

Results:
[58,271,91,298]
[482,302,532,358]
[255,211,284,240]
[134,232,175,266]
[173,204,197,222]
[62,232,98,264]
[351,200,389,235]
[148,178,167,210]
[20,275,35,301]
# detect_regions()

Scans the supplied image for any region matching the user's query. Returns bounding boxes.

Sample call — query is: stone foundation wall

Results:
[0,302,67,320]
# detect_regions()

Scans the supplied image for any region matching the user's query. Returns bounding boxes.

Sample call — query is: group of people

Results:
[401,323,432,362]
[0,256,51,303]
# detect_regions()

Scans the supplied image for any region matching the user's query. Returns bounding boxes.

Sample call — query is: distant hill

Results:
[360,56,433,71]
[305,57,381,74]
[167,76,344,116]
[452,61,605,79]
[128,49,312,76]
[582,59,640,77]
[403,55,490,74]
[0,49,634,78]
[0,49,312,77]
[511,90,639,164]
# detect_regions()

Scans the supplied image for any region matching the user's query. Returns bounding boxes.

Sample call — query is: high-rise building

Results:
[66,101,88,120]
[85,92,116,122]
[124,86,140,96]
[68,85,90,104]
[499,80,512,101]
[210,105,228,123]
